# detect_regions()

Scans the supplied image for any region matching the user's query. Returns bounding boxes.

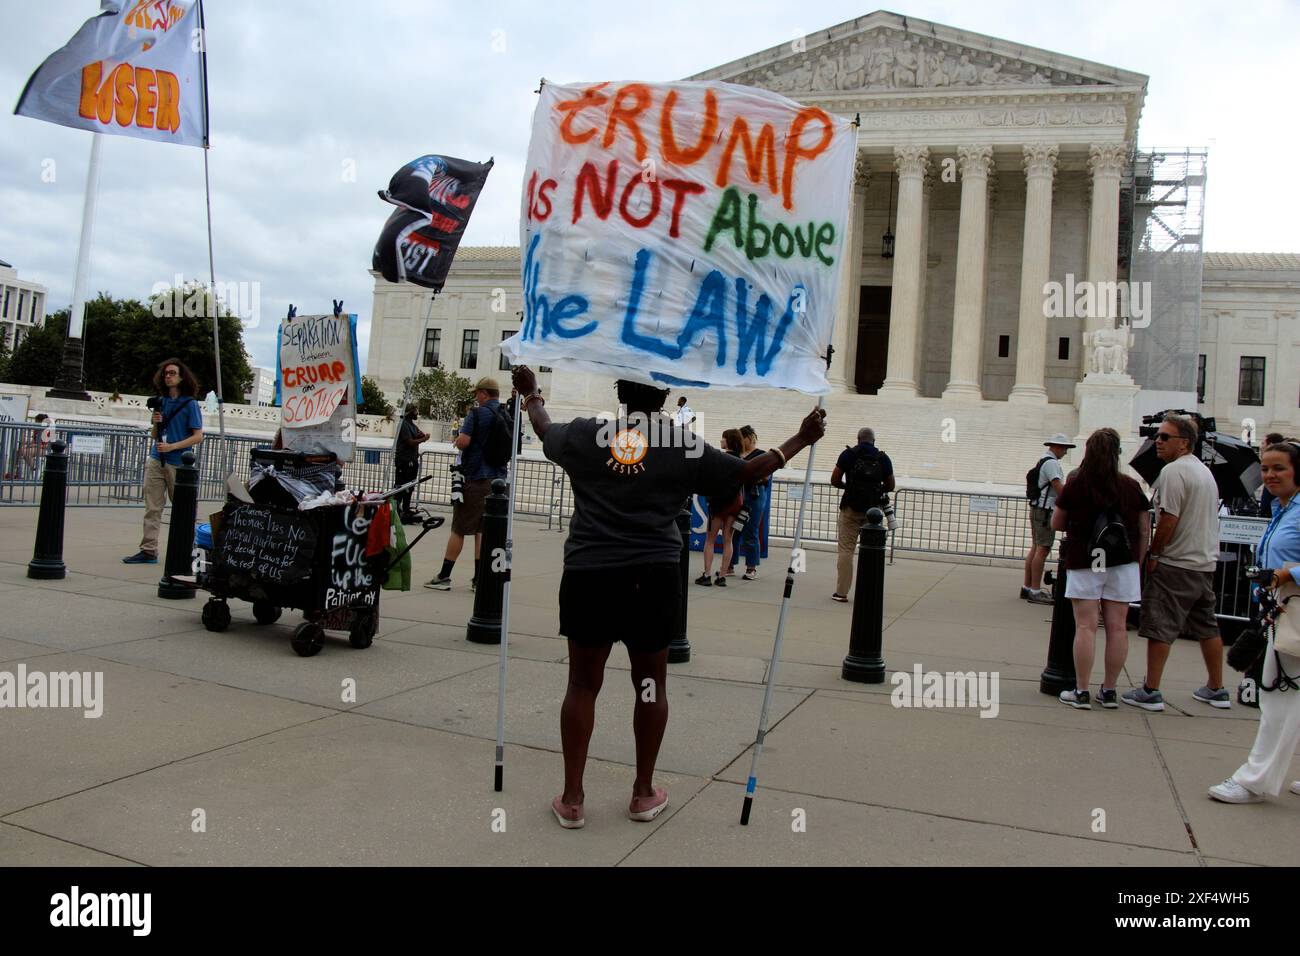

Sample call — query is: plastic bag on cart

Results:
[383,506,412,591]
[247,462,336,505]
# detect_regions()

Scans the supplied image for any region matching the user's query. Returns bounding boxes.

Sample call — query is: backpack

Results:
[1088,509,1132,569]
[1025,455,1052,504]
[480,404,514,469]
[844,447,885,512]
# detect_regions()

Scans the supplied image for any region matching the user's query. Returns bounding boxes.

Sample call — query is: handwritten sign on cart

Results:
[214,504,317,585]
[275,311,362,461]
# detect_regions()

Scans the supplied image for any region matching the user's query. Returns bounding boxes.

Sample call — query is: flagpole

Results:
[393,292,437,453]
[196,0,228,475]
[493,387,522,791]
[46,133,102,402]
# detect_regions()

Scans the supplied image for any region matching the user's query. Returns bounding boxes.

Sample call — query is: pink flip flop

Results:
[628,787,669,822]
[551,795,585,829]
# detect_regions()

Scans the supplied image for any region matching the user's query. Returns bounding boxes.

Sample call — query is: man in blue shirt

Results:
[829,427,895,603]
[124,358,204,563]
[425,377,510,590]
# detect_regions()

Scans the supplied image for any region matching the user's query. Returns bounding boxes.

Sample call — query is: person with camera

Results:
[394,404,428,524]
[1022,435,1073,605]
[510,365,826,829]
[1124,414,1230,711]
[424,377,510,591]
[1209,439,1300,803]
[122,358,204,564]
[830,427,894,603]
[1049,429,1150,709]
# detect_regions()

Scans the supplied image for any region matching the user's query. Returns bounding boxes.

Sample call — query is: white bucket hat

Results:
[1043,433,1077,448]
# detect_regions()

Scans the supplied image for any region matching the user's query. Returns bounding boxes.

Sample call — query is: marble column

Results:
[1273,310,1298,430]
[829,153,869,391]
[1085,142,1128,334]
[878,146,929,398]
[942,145,994,400]
[912,168,933,387]
[1009,144,1059,404]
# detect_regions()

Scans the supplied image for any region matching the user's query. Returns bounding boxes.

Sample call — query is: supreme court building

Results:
[367,11,1300,485]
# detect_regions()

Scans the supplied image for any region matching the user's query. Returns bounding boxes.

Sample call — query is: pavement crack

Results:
[1137,711,1205,866]
[0,821,149,867]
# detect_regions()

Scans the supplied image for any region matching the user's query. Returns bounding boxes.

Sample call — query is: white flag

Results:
[15,0,207,148]
[502,79,855,394]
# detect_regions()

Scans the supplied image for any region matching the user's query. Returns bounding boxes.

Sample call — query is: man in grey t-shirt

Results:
[512,365,826,831]
[1124,414,1229,712]
[1022,434,1073,604]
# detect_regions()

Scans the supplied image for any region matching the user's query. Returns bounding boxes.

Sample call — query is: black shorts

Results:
[559,562,681,654]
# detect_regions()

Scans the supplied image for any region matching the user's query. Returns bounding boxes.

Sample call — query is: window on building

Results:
[1238,356,1265,406]
[1196,355,1206,403]
[539,365,552,373]
[997,335,1010,359]
[499,329,516,371]
[30,295,39,323]
[422,328,441,368]
[461,329,479,369]
[1058,337,1070,361]
[1,288,9,320]
[17,292,25,323]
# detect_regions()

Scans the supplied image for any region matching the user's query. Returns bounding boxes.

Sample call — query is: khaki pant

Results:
[139,457,177,556]
[836,507,869,596]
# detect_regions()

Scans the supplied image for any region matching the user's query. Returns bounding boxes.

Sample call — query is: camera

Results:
[146,396,164,411]
[1246,566,1277,586]
[1137,409,1216,440]
[449,463,465,504]
[881,494,899,532]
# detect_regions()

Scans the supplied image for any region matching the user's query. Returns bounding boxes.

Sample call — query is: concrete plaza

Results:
[0,504,1294,867]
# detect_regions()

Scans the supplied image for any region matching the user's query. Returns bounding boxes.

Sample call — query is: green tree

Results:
[359,375,394,419]
[406,366,472,421]
[0,335,12,382]
[13,287,254,399]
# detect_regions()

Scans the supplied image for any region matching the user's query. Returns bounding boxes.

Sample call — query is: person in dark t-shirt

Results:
[512,365,827,830]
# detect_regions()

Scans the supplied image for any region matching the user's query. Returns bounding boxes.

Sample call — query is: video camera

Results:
[1137,409,1216,442]
[146,395,164,412]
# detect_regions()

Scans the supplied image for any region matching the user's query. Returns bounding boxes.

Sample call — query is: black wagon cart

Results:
[196,449,440,656]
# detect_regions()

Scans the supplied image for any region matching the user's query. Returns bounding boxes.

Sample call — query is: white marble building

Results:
[0,260,48,353]
[366,12,1299,483]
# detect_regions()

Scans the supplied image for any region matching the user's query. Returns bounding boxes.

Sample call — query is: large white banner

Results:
[14,0,206,148]
[502,80,855,395]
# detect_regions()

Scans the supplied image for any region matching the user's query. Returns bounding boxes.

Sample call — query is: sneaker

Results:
[742,568,758,581]
[423,576,451,591]
[1019,586,1033,601]
[628,786,668,822]
[1096,687,1119,709]
[1026,589,1054,605]
[551,795,585,829]
[1059,689,1092,709]
[1289,781,1300,796]
[714,574,727,588]
[695,574,713,587]
[1193,685,1232,710]
[122,550,158,564]
[1121,685,1165,712]
[1208,778,1263,804]
[831,593,848,603]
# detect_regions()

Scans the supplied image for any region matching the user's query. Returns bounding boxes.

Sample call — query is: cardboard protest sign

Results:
[275,312,362,460]
[501,80,856,394]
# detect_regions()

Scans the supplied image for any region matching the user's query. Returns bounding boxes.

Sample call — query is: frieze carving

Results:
[731,28,1106,94]
[854,151,872,188]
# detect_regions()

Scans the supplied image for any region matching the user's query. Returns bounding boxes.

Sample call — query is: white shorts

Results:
[1064,562,1141,603]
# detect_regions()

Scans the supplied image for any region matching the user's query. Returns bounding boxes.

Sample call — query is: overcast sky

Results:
[2,0,1295,375]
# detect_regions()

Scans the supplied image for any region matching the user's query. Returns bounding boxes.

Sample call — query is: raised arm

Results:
[511,366,551,440]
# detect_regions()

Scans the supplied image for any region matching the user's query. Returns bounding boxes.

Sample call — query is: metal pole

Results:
[47,135,102,402]
[493,389,522,792]
[27,441,69,580]
[842,509,887,682]
[394,293,438,455]
[158,452,199,599]
[740,393,825,826]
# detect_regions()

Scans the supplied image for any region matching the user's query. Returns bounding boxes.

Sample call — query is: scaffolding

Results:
[1122,148,1208,396]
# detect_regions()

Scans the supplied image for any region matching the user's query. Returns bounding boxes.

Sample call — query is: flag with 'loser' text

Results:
[14,0,207,148]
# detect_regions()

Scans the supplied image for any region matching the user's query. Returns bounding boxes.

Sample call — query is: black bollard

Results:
[27,440,69,580]
[467,478,509,644]
[158,451,199,599]
[1038,560,1077,695]
[842,508,887,683]
[668,499,692,663]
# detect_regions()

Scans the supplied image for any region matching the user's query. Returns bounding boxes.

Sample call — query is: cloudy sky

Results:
[1,0,1295,374]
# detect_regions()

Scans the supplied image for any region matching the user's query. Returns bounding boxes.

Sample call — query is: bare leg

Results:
[720,516,736,575]
[702,517,721,575]
[627,645,669,801]
[1071,599,1098,692]
[1200,634,1225,689]
[443,530,465,563]
[559,641,612,806]
[1145,639,1173,690]
[1100,599,1131,690]
[1029,546,1049,590]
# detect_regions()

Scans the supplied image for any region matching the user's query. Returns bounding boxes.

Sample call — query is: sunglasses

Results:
[1155,433,1184,443]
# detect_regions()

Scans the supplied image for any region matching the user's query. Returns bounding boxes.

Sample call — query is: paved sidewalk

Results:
[0,505,1294,866]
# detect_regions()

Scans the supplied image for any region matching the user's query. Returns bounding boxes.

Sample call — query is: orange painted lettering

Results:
[660,89,718,166]
[78,62,102,120]
[716,117,778,194]
[113,64,137,127]
[155,70,181,132]
[134,67,157,128]
[662,179,705,238]
[555,83,609,146]
[782,107,834,210]
[601,84,650,162]
[572,160,618,224]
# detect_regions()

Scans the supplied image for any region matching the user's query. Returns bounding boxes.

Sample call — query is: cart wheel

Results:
[252,601,282,625]
[349,611,378,649]
[291,621,325,657]
[202,599,231,632]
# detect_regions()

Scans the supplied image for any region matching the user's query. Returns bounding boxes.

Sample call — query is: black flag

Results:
[372,154,492,290]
